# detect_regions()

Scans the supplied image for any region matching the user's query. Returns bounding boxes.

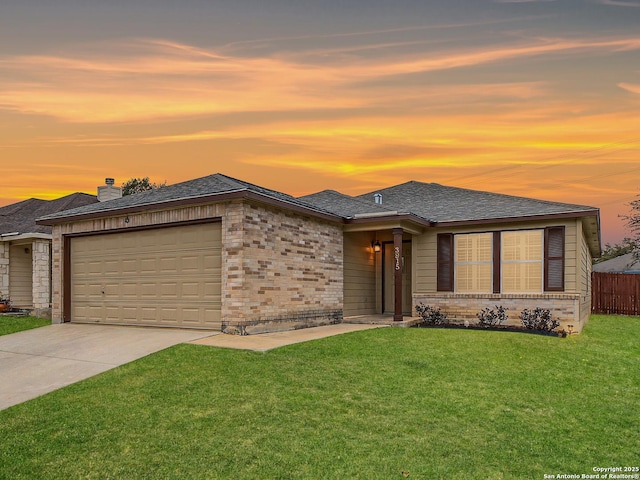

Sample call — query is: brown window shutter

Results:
[493,231,501,294]
[545,227,565,292]
[437,233,454,292]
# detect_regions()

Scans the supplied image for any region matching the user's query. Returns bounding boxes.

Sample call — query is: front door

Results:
[383,241,412,315]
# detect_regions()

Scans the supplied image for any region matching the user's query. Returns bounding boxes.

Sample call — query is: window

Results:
[454,233,493,293]
[501,230,543,293]
[436,227,565,294]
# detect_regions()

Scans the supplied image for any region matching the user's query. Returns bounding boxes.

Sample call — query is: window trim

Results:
[436,226,567,295]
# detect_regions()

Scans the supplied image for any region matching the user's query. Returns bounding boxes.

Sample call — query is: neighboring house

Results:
[0,193,99,316]
[37,173,601,333]
[593,253,640,274]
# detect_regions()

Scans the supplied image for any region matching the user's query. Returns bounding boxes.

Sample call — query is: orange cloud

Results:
[1,35,639,124]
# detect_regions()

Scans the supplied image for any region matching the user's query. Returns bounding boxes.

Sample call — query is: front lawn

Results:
[0,315,50,336]
[0,315,638,479]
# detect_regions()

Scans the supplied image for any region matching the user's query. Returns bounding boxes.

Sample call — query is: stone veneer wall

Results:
[222,202,344,334]
[31,239,52,318]
[0,243,8,298]
[413,293,584,333]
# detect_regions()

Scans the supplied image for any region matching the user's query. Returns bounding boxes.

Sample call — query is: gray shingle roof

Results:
[0,193,97,235]
[355,181,598,223]
[298,190,396,218]
[592,253,640,273]
[36,174,599,229]
[37,173,335,223]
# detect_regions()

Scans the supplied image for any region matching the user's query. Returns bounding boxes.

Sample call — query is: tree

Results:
[621,194,640,260]
[593,238,637,264]
[121,177,166,196]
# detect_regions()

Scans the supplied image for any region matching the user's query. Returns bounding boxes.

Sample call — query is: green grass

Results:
[0,315,638,479]
[0,315,50,336]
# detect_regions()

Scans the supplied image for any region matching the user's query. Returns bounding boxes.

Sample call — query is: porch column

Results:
[393,228,403,321]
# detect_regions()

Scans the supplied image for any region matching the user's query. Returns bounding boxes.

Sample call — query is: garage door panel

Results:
[71,222,222,329]
[181,282,201,298]
[159,257,178,273]
[139,283,158,299]
[204,254,222,270]
[159,282,178,297]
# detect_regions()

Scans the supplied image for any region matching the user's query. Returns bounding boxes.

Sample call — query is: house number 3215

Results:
[394,247,401,270]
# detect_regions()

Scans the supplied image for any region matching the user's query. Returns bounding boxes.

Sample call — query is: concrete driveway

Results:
[0,323,214,411]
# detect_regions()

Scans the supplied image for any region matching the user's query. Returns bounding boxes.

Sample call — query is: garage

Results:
[69,222,222,329]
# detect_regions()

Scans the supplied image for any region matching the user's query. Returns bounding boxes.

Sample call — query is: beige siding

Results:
[343,232,377,316]
[9,244,33,308]
[70,222,222,329]
[577,221,593,326]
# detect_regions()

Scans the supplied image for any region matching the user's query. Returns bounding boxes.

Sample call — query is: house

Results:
[593,253,640,274]
[0,193,99,316]
[0,179,123,317]
[37,173,601,333]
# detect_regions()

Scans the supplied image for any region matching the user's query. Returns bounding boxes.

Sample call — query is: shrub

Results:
[415,303,448,325]
[519,308,559,332]
[476,305,509,328]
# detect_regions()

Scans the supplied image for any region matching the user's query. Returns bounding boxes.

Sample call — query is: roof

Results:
[37,174,337,225]
[355,181,599,224]
[0,193,98,236]
[36,174,600,256]
[298,190,397,218]
[593,253,640,273]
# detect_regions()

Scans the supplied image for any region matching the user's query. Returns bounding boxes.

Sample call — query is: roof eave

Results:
[434,209,600,228]
[0,232,52,242]
[36,189,342,226]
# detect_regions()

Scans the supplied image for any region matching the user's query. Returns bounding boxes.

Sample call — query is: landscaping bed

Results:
[413,303,568,337]
[414,322,568,337]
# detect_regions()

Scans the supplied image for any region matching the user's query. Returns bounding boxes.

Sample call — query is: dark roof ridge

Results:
[388,180,597,211]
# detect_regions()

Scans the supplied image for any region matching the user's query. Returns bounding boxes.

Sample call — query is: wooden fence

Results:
[592,272,640,316]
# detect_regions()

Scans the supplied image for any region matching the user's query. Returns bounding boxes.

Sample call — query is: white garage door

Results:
[70,222,222,329]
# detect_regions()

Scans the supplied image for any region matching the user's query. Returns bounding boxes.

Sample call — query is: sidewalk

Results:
[190,323,385,351]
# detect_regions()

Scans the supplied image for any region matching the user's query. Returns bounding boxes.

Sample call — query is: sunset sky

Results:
[2,0,640,245]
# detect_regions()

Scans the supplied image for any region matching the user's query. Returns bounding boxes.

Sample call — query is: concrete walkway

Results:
[0,324,213,411]
[191,323,385,352]
[0,322,385,411]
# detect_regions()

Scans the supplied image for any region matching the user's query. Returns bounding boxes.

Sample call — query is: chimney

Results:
[97,177,123,202]
[373,193,383,205]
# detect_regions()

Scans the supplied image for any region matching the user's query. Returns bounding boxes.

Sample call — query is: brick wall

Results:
[222,202,344,333]
[413,292,584,333]
[31,239,51,318]
[0,243,8,298]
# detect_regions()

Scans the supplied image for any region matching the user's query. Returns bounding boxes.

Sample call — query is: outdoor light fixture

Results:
[124,216,130,224]
[372,240,382,253]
